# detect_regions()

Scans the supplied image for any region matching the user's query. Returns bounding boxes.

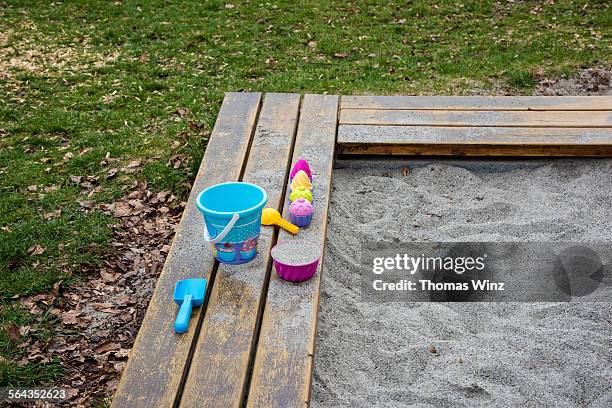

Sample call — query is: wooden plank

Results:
[247,94,339,408]
[337,125,612,156]
[338,125,612,145]
[341,95,612,111]
[112,92,261,408]
[338,143,612,157]
[340,109,612,128]
[179,93,301,407]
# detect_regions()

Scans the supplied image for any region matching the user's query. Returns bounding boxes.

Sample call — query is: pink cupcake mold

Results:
[289,159,312,181]
[271,240,320,282]
[289,198,313,227]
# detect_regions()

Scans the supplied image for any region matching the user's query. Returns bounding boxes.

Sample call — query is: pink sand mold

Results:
[289,159,312,181]
[289,198,313,227]
[271,240,320,282]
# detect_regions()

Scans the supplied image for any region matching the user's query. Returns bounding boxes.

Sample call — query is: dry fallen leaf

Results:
[62,311,80,325]
[126,160,142,169]
[334,52,348,59]
[28,244,45,256]
[94,342,121,354]
[27,185,38,191]
[401,166,410,177]
[4,323,20,342]
[19,326,31,337]
[43,210,62,220]
[52,281,62,296]
[70,175,83,184]
[113,202,133,217]
[79,200,95,209]
[107,168,119,178]
[100,271,117,283]
[176,107,190,117]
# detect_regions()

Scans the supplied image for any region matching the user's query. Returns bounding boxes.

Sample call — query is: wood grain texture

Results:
[337,125,612,156]
[338,143,612,157]
[341,95,612,111]
[339,109,612,128]
[247,94,339,408]
[179,93,301,408]
[112,93,261,408]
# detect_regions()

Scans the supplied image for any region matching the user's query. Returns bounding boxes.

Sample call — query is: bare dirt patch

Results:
[534,67,611,96]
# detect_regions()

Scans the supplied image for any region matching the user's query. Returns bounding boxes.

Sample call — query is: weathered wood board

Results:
[179,93,301,407]
[341,95,612,111]
[339,109,612,128]
[337,125,612,156]
[247,94,339,408]
[112,93,261,408]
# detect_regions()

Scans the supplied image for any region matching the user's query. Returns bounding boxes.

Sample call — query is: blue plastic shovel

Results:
[173,278,207,334]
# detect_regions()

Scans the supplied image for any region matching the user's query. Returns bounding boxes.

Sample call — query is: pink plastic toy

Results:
[289,159,312,181]
[271,240,320,282]
[289,198,313,227]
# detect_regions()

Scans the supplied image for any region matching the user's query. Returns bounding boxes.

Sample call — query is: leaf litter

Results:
[17,181,183,405]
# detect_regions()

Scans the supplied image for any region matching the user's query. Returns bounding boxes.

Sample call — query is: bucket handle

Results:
[203,213,240,245]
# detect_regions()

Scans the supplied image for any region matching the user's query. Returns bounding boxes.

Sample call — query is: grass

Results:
[0,0,610,387]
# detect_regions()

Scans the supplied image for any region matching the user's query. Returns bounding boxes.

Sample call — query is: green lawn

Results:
[0,0,610,387]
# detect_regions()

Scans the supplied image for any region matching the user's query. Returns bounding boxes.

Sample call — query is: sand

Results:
[311,158,612,408]
[271,240,320,265]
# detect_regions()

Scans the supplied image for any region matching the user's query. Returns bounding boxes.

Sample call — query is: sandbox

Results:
[116,94,611,407]
[312,158,612,407]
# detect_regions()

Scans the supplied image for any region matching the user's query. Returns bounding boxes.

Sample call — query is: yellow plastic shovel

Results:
[261,208,299,234]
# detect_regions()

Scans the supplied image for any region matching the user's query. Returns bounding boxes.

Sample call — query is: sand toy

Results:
[289,159,312,181]
[261,207,299,234]
[289,186,313,203]
[173,278,207,334]
[196,182,267,265]
[271,240,320,282]
[289,170,313,192]
[289,198,313,227]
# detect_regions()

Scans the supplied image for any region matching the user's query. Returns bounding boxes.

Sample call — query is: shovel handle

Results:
[276,218,299,234]
[175,294,193,334]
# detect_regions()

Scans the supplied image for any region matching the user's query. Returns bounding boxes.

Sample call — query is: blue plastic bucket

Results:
[196,182,267,264]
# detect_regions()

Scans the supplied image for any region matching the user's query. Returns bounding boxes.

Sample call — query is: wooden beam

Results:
[341,95,612,111]
[112,93,262,408]
[339,109,612,128]
[178,93,301,407]
[246,94,339,408]
[337,125,612,156]
[338,143,612,157]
